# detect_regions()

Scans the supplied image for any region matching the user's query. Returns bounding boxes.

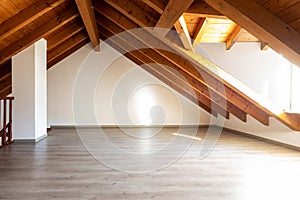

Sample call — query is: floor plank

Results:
[1,127,300,199]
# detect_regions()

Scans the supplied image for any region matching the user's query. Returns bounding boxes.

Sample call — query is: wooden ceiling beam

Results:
[101,0,157,27]
[155,0,195,36]
[75,0,100,51]
[204,0,300,67]
[142,0,165,14]
[96,0,183,48]
[47,30,88,63]
[0,0,67,42]
[185,0,223,17]
[0,8,79,65]
[95,5,268,124]
[48,38,89,69]
[226,25,242,50]
[174,16,194,51]
[98,25,220,117]
[46,18,84,51]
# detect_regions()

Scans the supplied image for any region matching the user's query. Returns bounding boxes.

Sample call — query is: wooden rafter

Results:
[185,0,223,17]
[103,0,157,27]
[226,25,242,50]
[75,0,100,50]
[48,39,89,68]
[95,6,251,122]
[204,0,300,67]
[47,30,88,63]
[142,0,165,14]
[0,0,67,42]
[174,16,194,51]
[95,0,300,130]
[155,0,195,36]
[46,18,84,51]
[0,8,79,65]
[95,3,272,125]
[97,24,222,117]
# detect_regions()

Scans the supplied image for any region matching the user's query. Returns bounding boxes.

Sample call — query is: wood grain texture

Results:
[1,127,300,199]
[75,0,100,50]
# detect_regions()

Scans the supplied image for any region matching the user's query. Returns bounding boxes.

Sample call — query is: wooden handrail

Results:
[0,97,14,147]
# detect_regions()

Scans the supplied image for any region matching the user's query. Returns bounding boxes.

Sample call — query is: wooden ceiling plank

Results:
[0,0,67,42]
[98,26,219,117]
[75,0,100,51]
[155,0,195,36]
[48,38,89,69]
[0,8,79,65]
[174,16,194,51]
[95,5,267,124]
[47,30,88,62]
[204,0,300,67]
[226,25,242,50]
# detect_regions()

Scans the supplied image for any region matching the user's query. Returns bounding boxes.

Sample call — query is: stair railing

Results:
[0,97,14,147]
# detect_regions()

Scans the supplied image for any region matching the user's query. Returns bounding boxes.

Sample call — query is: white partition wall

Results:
[12,39,47,141]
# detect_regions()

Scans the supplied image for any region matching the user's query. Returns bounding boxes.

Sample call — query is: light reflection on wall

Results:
[128,84,180,126]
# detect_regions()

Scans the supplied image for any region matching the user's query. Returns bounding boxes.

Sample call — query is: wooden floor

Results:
[1,127,300,200]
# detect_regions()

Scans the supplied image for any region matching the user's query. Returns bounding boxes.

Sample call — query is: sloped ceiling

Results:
[2,0,300,68]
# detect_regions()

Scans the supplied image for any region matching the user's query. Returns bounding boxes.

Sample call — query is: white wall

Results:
[12,39,47,141]
[199,42,300,147]
[47,42,211,127]
[48,41,300,147]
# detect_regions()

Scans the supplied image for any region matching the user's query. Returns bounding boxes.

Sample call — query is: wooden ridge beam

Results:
[98,26,219,117]
[204,0,300,67]
[226,25,242,50]
[96,12,247,121]
[0,8,79,65]
[155,0,195,36]
[47,30,88,63]
[75,0,100,50]
[48,39,89,69]
[95,3,268,125]
[0,0,68,42]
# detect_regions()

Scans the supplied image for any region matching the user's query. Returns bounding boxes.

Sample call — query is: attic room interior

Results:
[1,0,300,199]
